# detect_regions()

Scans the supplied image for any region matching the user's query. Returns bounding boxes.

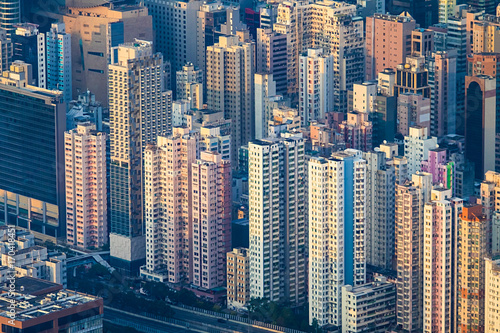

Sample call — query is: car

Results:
[217,318,227,324]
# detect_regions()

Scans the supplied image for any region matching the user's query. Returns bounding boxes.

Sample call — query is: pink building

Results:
[397,93,431,136]
[142,128,231,289]
[65,123,107,249]
[365,13,416,80]
[421,148,455,191]
[339,111,373,151]
[423,188,463,333]
[192,151,232,289]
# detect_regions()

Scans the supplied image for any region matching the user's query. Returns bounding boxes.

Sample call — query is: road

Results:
[169,305,280,333]
[104,306,281,333]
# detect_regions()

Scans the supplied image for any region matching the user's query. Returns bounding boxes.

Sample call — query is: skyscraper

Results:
[108,40,172,274]
[363,150,396,269]
[11,23,40,86]
[365,13,416,81]
[255,73,277,140]
[0,0,19,37]
[395,172,432,332]
[45,23,72,103]
[308,150,366,327]
[144,0,202,92]
[141,129,198,283]
[298,48,334,126]
[256,28,288,95]
[0,62,66,238]
[457,204,489,333]
[389,0,437,28]
[206,35,253,165]
[249,136,306,306]
[423,187,462,333]
[485,257,500,332]
[426,51,457,136]
[63,4,153,105]
[64,123,107,250]
[0,29,12,73]
[464,75,496,178]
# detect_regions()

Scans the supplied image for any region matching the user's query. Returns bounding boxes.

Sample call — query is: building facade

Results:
[249,136,307,306]
[108,40,172,274]
[64,123,107,250]
[45,23,72,103]
[308,150,367,327]
[404,126,438,176]
[227,247,250,309]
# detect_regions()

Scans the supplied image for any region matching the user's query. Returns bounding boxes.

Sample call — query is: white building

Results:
[404,126,438,176]
[255,73,277,140]
[363,150,395,269]
[249,136,307,306]
[341,276,396,332]
[0,228,67,287]
[108,40,172,274]
[308,149,367,327]
[176,62,203,109]
[65,123,107,250]
[298,48,334,126]
[44,23,71,103]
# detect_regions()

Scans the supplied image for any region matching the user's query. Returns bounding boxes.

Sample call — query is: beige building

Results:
[227,247,250,309]
[206,35,253,165]
[64,123,107,249]
[485,257,500,333]
[176,63,203,110]
[256,28,288,95]
[63,4,153,104]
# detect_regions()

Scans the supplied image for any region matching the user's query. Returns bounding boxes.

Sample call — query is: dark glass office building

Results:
[0,83,66,238]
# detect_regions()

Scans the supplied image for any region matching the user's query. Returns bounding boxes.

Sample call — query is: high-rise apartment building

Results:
[196,2,227,76]
[206,35,253,165]
[227,247,250,309]
[256,28,287,95]
[464,75,496,178]
[298,48,334,126]
[249,136,306,306]
[423,187,463,333]
[108,40,172,274]
[397,93,431,137]
[63,4,153,105]
[395,55,431,98]
[64,123,107,250]
[144,0,202,92]
[0,0,19,37]
[0,63,66,239]
[365,13,416,81]
[411,28,434,58]
[255,73,277,140]
[308,150,366,327]
[457,204,489,333]
[274,0,364,110]
[395,172,433,333]
[176,63,203,110]
[426,51,457,136]
[363,151,396,269]
[12,23,41,86]
[339,112,373,152]
[44,23,72,103]
[0,29,12,73]
[191,151,232,288]
[468,0,496,15]
[141,129,199,283]
[485,257,500,333]
[404,126,438,175]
